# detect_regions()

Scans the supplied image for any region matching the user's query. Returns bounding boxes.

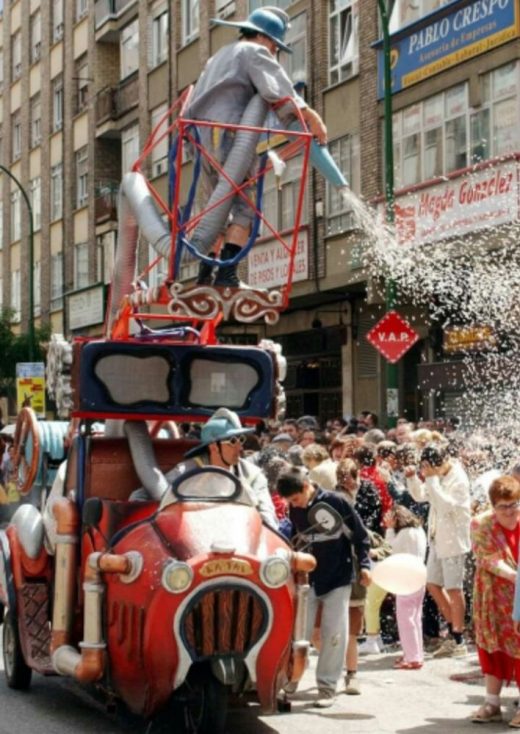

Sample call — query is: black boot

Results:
[196,253,216,285]
[213,243,244,288]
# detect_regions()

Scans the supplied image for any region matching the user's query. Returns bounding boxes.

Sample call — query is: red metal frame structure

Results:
[108,87,313,343]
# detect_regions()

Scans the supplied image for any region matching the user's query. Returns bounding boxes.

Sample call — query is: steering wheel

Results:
[13,407,41,495]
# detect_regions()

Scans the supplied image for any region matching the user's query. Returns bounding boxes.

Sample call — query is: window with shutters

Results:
[51,253,64,310]
[30,11,41,64]
[76,147,89,208]
[31,95,41,148]
[12,32,21,80]
[150,5,168,68]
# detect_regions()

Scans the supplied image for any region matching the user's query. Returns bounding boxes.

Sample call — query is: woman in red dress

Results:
[471,475,520,726]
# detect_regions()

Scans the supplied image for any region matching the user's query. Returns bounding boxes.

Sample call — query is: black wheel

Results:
[182,666,227,734]
[3,610,32,690]
[151,665,228,734]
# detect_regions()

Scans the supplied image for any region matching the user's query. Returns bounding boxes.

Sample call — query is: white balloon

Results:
[371,553,427,595]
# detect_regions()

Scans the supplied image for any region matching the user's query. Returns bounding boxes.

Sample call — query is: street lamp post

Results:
[0,165,35,361]
[376,0,398,428]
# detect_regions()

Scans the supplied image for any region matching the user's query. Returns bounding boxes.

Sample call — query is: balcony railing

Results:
[115,73,139,118]
[95,73,138,126]
[95,180,119,223]
[95,0,138,30]
[95,86,116,124]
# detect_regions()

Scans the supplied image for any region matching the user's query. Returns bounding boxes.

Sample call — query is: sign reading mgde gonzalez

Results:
[377,0,520,97]
[366,311,420,364]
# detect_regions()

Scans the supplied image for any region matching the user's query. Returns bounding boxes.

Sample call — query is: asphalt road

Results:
[0,634,513,734]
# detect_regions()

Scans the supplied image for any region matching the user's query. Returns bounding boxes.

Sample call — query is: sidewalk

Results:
[229,645,517,733]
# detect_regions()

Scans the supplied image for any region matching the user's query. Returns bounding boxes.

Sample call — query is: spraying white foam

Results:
[337,183,520,471]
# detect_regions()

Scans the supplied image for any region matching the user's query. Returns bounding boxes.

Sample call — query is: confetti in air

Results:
[338,183,520,473]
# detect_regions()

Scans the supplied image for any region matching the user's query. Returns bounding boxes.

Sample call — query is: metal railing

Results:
[95,73,138,126]
[95,0,137,30]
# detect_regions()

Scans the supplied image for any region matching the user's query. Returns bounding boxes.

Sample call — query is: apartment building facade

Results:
[0,0,518,424]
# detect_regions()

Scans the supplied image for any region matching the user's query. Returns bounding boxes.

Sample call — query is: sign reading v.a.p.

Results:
[366,311,420,364]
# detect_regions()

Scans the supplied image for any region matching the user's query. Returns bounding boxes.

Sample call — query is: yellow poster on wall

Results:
[16,363,46,418]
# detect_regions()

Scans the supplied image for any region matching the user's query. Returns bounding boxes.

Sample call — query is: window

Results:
[11,270,20,322]
[11,31,21,80]
[75,57,89,114]
[33,261,41,316]
[53,76,64,131]
[329,0,359,85]
[121,19,139,79]
[51,163,63,221]
[280,12,307,86]
[96,231,116,284]
[30,95,41,148]
[391,65,520,188]
[326,134,360,235]
[53,0,64,42]
[51,253,64,310]
[30,177,41,231]
[182,0,199,45]
[122,124,139,174]
[262,154,308,236]
[10,189,20,241]
[150,104,168,177]
[0,50,4,90]
[76,0,88,22]
[148,243,167,288]
[75,147,89,208]
[150,6,169,68]
[390,0,454,32]
[480,62,518,159]
[74,242,89,290]
[30,11,41,64]
[11,112,21,161]
[249,0,291,10]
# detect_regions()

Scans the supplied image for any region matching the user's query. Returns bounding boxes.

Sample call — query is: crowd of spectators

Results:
[178,410,520,719]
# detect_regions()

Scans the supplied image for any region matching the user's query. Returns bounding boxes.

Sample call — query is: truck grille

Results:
[182,586,267,659]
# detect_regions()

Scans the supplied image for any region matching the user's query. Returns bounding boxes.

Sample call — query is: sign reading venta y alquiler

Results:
[377,0,519,98]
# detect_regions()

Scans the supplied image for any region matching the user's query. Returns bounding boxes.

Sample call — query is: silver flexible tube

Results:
[124,421,170,501]
[106,172,171,336]
[190,94,269,254]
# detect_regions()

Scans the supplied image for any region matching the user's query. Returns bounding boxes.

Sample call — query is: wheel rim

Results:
[3,620,15,679]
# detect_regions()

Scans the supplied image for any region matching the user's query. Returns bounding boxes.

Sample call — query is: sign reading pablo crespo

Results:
[377,0,519,98]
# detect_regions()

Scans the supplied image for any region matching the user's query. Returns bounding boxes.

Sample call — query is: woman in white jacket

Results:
[385,505,427,669]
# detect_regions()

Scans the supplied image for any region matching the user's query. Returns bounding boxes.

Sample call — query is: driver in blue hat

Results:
[186,6,327,288]
[164,408,278,530]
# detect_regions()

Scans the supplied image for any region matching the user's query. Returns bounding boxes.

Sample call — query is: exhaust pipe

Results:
[288,570,311,683]
[52,550,142,683]
[50,499,79,652]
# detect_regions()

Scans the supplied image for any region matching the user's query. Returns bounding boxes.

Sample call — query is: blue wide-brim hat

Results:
[184,416,254,458]
[212,7,292,54]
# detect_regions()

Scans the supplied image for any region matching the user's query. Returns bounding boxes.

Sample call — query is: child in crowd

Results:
[385,505,427,669]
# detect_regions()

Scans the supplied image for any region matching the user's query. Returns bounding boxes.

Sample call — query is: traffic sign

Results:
[366,310,420,363]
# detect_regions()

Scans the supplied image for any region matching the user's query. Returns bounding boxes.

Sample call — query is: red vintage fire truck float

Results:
[0,85,347,732]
